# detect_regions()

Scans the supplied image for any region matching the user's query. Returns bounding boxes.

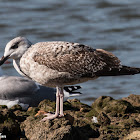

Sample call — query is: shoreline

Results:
[0,94,139,140]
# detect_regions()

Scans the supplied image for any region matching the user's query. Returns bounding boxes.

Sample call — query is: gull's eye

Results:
[11,42,19,49]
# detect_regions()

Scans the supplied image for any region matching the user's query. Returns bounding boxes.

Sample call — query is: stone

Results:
[97,112,111,126]
[91,96,134,115]
[0,95,139,139]
[123,94,140,107]
[122,131,140,140]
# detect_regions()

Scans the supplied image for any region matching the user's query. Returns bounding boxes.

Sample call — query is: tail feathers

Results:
[96,65,140,76]
[63,86,82,96]
[63,86,82,101]
[64,86,81,93]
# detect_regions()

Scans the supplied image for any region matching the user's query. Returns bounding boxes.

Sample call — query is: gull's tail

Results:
[64,86,82,97]
[63,86,82,97]
[96,65,140,76]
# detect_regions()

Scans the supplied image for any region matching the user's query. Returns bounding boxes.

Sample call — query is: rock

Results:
[64,114,74,125]
[97,112,111,126]
[20,98,99,140]
[121,117,140,128]
[0,120,21,139]
[91,96,134,115]
[123,94,140,107]
[0,105,7,109]
[38,99,55,112]
[66,99,91,112]
[122,130,140,140]
[21,116,70,140]
[20,138,28,140]
[0,108,17,123]
[27,107,39,116]
[10,104,22,111]
[0,108,20,139]
[21,116,98,140]
[0,95,139,139]
[86,108,99,117]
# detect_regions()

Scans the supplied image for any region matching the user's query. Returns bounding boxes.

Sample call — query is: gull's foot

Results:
[40,113,65,121]
[59,113,64,117]
[43,112,54,116]
[40,114,59,121]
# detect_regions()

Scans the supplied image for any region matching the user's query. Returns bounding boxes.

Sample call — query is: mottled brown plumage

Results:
[33,42,121,79]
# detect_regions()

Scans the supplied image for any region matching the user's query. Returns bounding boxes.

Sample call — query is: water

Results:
[0,0,140,105]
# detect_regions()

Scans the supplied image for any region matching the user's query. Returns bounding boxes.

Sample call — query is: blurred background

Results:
[0,0,140,105]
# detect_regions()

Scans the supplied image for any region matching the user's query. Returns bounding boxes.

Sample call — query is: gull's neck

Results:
[13,59,26,77]
[12,43,32,78]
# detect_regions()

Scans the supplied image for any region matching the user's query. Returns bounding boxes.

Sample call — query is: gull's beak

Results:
[0,56,10,66]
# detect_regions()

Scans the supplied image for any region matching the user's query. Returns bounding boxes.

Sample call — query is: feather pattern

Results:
[33,42,121,78]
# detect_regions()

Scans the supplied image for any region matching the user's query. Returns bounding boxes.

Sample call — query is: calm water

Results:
[0,0,140,105]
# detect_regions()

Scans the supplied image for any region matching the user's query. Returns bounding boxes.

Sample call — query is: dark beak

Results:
[0,56,10,66]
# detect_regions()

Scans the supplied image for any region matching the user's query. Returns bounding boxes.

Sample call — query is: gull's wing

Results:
[33,41,121,77]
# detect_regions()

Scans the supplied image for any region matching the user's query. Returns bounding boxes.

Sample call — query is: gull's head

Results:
[0,37,32,65]
[4,36,32,59]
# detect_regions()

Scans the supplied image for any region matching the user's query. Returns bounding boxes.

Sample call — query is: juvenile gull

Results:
[0,36,140,120]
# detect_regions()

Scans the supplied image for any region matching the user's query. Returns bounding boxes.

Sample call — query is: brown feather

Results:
[33,42,121,78]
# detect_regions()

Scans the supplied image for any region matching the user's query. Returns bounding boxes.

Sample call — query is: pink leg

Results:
[59,87,64,117]
[41,87,60,121]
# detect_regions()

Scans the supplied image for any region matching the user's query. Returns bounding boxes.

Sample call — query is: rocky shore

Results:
[0,94,139,140]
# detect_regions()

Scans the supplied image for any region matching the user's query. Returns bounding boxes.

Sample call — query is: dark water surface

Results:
[0,0,140,105]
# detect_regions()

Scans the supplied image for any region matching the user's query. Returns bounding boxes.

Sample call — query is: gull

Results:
[0,36,140,120]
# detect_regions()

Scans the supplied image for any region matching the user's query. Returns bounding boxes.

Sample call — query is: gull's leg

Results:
[55,87,60,116]
[59,87,64,117]
[41,87,60,121]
